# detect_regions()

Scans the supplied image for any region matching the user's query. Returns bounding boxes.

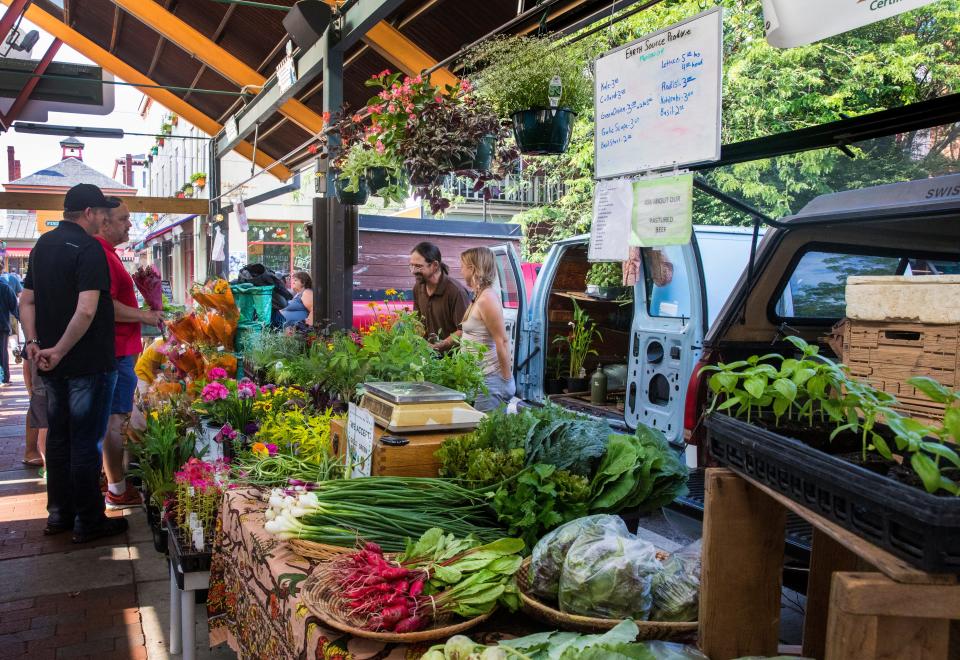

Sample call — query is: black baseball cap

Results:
[64,184,122,212]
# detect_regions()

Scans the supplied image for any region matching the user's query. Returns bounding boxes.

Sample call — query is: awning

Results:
[142,214,197,243]
[3,247,32,256]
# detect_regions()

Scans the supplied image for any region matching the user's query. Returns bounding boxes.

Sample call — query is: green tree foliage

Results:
[515,0,960,259]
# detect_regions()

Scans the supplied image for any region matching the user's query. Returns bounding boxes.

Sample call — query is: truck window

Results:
[495,252,520,310]
[642,246,691,318]
[775,250,960,320]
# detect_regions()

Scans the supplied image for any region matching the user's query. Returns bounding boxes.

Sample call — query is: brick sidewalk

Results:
[0,359,148,659]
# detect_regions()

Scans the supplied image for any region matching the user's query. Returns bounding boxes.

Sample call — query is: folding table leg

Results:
[181,589,196,660]
[169,562,182,655]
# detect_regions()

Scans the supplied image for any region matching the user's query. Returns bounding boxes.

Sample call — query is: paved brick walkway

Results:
[0,353,237,660]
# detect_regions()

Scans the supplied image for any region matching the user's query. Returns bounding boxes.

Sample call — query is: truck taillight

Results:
[683,359,711,446]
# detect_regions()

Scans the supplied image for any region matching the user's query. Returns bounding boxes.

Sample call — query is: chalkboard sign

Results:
[161,279,173,302]
[594,7,723,179]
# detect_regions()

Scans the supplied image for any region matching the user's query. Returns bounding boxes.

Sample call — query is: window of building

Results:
[247,220,310,276]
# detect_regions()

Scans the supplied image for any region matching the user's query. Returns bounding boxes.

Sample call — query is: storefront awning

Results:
[141,214,198,244]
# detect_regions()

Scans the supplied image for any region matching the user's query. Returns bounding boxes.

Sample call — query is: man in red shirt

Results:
[95,199,163,508]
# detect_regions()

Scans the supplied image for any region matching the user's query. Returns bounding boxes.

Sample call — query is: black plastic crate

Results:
[166,520,213,576]
[706,413,960,573]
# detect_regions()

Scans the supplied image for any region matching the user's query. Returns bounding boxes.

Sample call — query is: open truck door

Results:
[624,240,706,446]
[490,243,527,382]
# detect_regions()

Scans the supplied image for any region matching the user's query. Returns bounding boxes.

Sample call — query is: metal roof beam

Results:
[0,0,291,180]
[108,0,325,135]
[335,0,408,53]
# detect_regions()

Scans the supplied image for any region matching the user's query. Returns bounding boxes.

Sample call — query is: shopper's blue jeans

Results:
[42,370,117,532]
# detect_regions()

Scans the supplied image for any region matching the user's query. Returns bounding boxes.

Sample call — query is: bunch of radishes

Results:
[324,528,525,634]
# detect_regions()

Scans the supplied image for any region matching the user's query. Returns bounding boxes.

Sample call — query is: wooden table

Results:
[699,468,960,660]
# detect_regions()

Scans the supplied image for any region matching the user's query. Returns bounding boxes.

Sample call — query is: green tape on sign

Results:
[630,173,693,247]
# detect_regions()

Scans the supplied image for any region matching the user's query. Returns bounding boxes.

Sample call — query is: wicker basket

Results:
[300,568,492,644]
[515,558,698,638]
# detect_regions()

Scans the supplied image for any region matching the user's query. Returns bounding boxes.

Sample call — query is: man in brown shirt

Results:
[410,242,471,349]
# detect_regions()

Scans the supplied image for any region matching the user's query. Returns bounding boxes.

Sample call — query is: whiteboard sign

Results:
[630,173,693,247]
[346,403,375,478]
[594,7,723,179]
[589,179,633,262]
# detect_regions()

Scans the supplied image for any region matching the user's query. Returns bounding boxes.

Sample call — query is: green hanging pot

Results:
[334,175,369,206]
[512,108,576,155]
[454,135,496,172]
[365,166,403,194]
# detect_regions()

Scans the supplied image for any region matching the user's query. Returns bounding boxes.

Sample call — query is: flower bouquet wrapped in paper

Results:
[164,343,206,380]
[133,265,164,312]
[191,279,239,322]
[204,351,238,379]
[167,313,205,345]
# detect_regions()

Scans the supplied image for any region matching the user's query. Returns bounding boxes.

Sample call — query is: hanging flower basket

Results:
[157,137,165,147]
[150,145,159,156]
[334,175,369,206]
[175,191,186,199]
[511,108,576,155]
[191,172,207,189]
[169,114,179,126]
[454,135,496,172]
[182,183,195,197]
[365,166,403,193]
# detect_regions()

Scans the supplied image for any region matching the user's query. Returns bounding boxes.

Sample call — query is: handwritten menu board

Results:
[594,7,723,179]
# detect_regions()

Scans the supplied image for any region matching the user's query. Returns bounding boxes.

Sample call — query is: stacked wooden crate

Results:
[842,275,960,423]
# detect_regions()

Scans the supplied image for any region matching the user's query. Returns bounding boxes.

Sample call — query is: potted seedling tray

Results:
[706,412,960,573]
[166,519,213,574]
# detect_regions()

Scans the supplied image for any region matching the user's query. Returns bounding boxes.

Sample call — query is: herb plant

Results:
[586,262,622,288]
[553,299,601,379]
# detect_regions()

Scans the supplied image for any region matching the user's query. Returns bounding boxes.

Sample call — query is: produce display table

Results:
[206,489,534,658]
[699,468,960,660]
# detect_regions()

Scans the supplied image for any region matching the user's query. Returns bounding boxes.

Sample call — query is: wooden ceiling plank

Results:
[109,5,122,53]
[109,0,324,135]
[184,4,237,103]
[0,0,291,180]
[0,192,209,215]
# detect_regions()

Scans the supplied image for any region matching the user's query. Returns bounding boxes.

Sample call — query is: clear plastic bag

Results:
[558,528,661,620]
[529,515,628,601]
[651,539,701,622]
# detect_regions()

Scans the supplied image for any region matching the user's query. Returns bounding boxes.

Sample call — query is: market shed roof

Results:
[22,0,631,177]
[6,156,135,191]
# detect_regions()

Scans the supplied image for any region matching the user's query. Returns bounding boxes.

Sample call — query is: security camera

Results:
[4,28,40,54]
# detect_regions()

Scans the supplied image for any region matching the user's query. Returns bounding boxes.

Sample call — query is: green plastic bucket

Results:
[230,284,274,324]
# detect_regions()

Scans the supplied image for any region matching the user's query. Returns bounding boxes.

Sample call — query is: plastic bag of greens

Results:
[651,539,701,622]
[558,528,661,620]
[529,515,628,601]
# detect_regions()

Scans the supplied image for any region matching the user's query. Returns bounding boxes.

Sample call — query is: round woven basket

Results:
[516,558,698,638]
[300,568,493,644]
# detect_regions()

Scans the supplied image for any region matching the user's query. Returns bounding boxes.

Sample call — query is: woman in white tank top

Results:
[459,247,516,412]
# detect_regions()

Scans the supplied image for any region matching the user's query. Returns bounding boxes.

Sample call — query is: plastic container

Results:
[334,175,369,205]
[706,412,960,573]
[512,108,576,155]
[230,284,273,325]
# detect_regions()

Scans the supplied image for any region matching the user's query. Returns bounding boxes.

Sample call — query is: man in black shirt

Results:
[20,184,126,543]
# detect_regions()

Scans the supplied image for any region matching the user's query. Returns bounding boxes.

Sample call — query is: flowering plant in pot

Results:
[182,182,195,197]
[463,35,593,155]
[398,83,518,215]
[552,299,601,391]
[336,141,403,206]
[190,172,207,189]
[161,122,173,135]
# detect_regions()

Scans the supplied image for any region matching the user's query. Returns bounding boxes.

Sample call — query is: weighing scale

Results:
[359,381,485,433]
[330,381,485,478]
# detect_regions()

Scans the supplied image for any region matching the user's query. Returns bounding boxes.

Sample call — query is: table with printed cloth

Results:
[206,489,526,660]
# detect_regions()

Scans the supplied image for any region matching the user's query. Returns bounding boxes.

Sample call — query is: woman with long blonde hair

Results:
[459,247,515,412]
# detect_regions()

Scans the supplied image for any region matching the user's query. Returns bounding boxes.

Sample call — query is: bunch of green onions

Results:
[263,477,504,551]
[233,452,344,487]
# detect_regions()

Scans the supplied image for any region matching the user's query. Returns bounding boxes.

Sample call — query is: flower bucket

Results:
[454,135,496,172]
[512,108,576,155]
[334,176,369,206]
[230,284,274,325]
[365,166,403,194]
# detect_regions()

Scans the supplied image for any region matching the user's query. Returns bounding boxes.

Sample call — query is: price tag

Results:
[276,55,297,95]
[225,114,239,143]
[346,402,375,478]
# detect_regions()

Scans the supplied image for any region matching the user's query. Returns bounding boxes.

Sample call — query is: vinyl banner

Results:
[761,0,940,48]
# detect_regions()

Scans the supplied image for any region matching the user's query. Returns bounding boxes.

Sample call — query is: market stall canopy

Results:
[12,0,632,179]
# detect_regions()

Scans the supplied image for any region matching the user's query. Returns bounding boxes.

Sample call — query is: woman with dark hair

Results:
[410,242,470,349]
[280,270,314,327]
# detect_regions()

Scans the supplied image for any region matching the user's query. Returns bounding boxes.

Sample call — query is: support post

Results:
[207,138,226,279]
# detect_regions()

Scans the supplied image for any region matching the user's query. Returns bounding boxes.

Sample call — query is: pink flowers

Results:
[376,69,391,78]
[218,423,238,441]
[260,384,277,395]
[208,367,228,380]
[434,95,443,104]
[201,381,229,402]
[174,457,230,492]
[237,379,258,399]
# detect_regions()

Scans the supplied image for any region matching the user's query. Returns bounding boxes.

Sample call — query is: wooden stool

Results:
[698,468,960,660]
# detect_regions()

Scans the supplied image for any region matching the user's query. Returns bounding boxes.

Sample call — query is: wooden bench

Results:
[699,468,960,660]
